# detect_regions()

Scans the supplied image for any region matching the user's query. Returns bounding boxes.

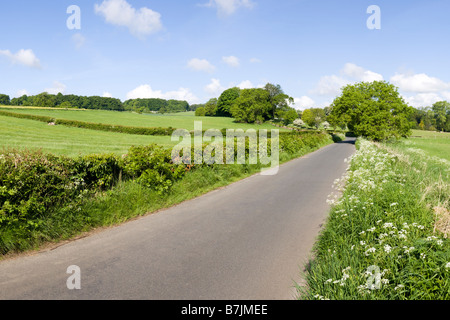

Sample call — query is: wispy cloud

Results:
[222,56,240,68]
[200,0,255,17]
[0,49,41,69]
[390,73,450,93]
[45,81,67,95]
[72,33,86,49]
[311,63,383,97]
[205,78,225,96]
[94,0,163,38]
[187,58,216,73]
[126,84,199,104]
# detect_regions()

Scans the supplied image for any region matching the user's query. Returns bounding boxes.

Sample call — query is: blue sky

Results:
[1,0,450,109]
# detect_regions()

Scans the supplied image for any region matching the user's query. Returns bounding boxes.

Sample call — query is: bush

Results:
[331,133,346,143]
[0,150,123,233]
[68,154,123,190]
[55,119,175,136]
[0,150,78,228]
[279,132,332,155]
[195,107,206,117]
[123,145,186,194]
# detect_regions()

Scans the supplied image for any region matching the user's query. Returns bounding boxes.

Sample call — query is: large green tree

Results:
[277,107,299,125]
[0,94,10,105]
[230,88,272,124]
[204,98,218,116]
[264,83,294,119]
[432,101,450,132]
[302,108,326,129]
[34,92,56,108]
[216,87,240,117]
[329,81,414,141]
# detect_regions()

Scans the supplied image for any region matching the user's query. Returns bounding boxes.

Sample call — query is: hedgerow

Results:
[0,131,333,255]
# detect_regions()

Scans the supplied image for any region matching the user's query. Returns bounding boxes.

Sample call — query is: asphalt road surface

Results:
[0,139,356,300]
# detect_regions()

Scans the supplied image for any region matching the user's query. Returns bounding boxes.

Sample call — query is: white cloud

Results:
[72,33,86,49]
[237,80,254,89]
[342,63,383,82]
[312,75,350,97]
[293,96,315,110]
[45,81,66,95]
[94,0,162,38]
[102,92,113,98]
[250,58,262,63]
[187,58,216,73]
[403,93,443,108]
[205,78,225,96]
[390,73,450,93]
[222,55,240,68]
[126,84,199,104]
[201,0,255,16]
[15,89,29,97]
[311,63,383,97]
[0,49,41,69]
[442,91,450,100]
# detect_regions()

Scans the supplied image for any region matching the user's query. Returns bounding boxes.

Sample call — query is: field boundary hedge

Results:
[0,109,176,136]
[0,131,333,255]
[0,109,332,138]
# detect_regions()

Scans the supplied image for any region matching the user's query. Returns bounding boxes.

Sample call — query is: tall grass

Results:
[298,139,450,300]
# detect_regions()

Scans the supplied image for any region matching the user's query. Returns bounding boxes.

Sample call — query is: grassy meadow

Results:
[0,107,292,157]
[0,115,177,157]
[399,130,450,161]
[0,107,286,131]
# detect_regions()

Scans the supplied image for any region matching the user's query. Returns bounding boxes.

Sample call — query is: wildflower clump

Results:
[299,139,450,300]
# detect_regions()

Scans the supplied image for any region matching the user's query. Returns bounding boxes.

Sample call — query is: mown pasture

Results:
[0,107,285,132]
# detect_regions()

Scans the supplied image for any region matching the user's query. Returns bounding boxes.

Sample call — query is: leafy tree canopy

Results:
[230,88,272,124]
[216,87,240,117]
[0,94,10,105]
[329,81,414,141]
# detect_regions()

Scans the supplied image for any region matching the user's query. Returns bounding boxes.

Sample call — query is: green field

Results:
[0,107,286,131]
[0,115,177,157]
[405,130,450,161]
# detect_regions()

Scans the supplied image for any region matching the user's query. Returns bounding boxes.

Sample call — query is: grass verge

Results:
[297,138,450,300]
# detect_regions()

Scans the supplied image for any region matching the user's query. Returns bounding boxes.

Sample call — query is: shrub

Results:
[331,133,346,143]
[0,150,77,227]
[0,150,123,233]
[123,145,186,194]
[67,154,123,190]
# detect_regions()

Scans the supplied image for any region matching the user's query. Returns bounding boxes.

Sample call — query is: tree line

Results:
[0,93,193,114]
[123,98,191,114]
[410,101,450,132]
[197,81,449,141]
[195,83,299,125]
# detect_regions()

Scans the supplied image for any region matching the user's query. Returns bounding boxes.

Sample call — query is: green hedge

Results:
[0,110,176,136]
[0,109,326,138]
[0,110,54,123]
[0,131,333,254]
